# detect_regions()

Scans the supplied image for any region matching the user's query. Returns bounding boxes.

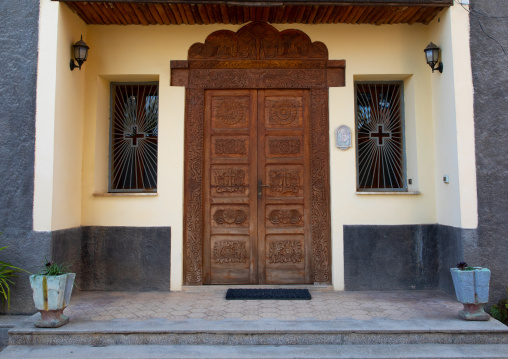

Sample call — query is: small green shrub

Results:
[38,258,72,276]
[490,287,508,325]
[0,245,28,310]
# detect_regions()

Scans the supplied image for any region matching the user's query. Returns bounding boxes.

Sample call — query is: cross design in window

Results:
[124,125,146,147]
[369,124,391,146]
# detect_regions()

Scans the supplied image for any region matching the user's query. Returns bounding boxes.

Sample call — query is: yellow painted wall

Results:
[51,4,87,230]
[34,0,86,231]
[34,0,59,231]
[308,24,437,290]
[429,5,477,229]
[33,2,475,291]
[80,21,438,291]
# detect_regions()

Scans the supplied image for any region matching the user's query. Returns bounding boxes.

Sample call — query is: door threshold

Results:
[182,284,333,292]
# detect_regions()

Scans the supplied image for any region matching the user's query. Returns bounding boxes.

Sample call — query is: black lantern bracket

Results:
[69,59,80,71]
[70,35,89,71]
[432,61,444,74]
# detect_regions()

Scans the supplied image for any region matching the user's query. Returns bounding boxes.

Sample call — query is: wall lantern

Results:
[424,42,443,73]
[70,35,89,71]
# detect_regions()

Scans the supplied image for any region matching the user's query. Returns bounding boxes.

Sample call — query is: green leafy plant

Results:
[0,245,28,310]
[490,288,508,325]
[38,258,72,276]
[35,258,78,291]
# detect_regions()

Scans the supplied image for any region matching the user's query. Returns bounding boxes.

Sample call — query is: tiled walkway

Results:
[65,289,463,322]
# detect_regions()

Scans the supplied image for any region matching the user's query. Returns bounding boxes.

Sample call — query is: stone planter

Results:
[29,273,75,328]
[450,267,490,321]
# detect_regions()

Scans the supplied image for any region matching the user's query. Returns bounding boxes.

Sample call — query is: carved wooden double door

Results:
[203,89,311,284]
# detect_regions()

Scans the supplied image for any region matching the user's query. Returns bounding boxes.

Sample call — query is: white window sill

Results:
[93,192,158,197]
[356,191,420,195]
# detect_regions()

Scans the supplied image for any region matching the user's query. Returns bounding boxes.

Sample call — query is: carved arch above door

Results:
[171,22,345,285]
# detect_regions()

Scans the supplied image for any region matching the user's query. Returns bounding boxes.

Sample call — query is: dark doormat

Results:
[226,288,312,300]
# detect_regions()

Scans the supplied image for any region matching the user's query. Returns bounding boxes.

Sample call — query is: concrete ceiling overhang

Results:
[54,0,453,25]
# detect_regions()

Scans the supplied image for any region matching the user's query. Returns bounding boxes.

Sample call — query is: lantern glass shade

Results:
[425,49,437,64]
[73,37,89,62]
[74,46,82,61]
[74,45,88,62]
[424,42,440,68]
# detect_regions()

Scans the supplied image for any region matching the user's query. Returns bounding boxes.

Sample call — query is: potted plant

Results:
[29,259,75,328]
[450,262,491,321]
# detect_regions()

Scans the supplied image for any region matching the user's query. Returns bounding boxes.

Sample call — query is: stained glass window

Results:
[109,83,158,192]
[355,82,406,191]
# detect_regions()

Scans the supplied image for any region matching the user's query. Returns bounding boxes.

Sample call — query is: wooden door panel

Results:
[265,165,304,199]
[211,235,251,284]
[205,89,311,285]
[210,165,250,198]
[211,205,250,229]
[265,136,304,159]
[204,90,258,285]
[264,96,304,129]
[265,235,306,284]
[211,95,252,130]
[258,89,312,284]
[265,205,305,229]
[211,136,250,160]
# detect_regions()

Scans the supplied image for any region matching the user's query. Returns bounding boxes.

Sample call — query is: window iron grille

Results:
[109,82,158,192]
[355,82,406,191]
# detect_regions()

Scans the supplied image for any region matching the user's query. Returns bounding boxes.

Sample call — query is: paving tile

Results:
[229,315,250,320]
[260,307,279,313]
[187,312,207,318]
[63,290,463,323]
[207,316,225,320]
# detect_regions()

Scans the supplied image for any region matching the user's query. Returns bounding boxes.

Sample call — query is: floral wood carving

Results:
[310,89,331,283]
[213,209,248,225]
[269,209,302,225]
[214,241,247,264]
[262,69,326,88]
[268,138,302,156]
[269,241,303,264]
[188,69,326,89]
[216,99,245,125]
[188,22,327,61]
[215,139,247,155]
[270,101,298,126]
[189,60,327,69]
[185,89,205,285]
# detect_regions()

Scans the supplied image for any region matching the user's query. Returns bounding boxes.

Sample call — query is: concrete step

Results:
[2,344,508,359]
[0,316,31,352]
[8,318,508,346]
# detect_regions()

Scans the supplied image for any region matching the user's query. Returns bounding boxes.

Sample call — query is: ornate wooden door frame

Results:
[170,22,345,285]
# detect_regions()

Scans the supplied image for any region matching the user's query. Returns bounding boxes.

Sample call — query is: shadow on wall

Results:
[52,226,171,292]
[344,224,440,291]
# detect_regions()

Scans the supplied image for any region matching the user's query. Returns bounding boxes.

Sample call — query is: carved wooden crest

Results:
[171,22,345,88]
[189,22,327,60]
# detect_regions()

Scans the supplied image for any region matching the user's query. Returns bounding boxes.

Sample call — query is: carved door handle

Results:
[257,180,270,199]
